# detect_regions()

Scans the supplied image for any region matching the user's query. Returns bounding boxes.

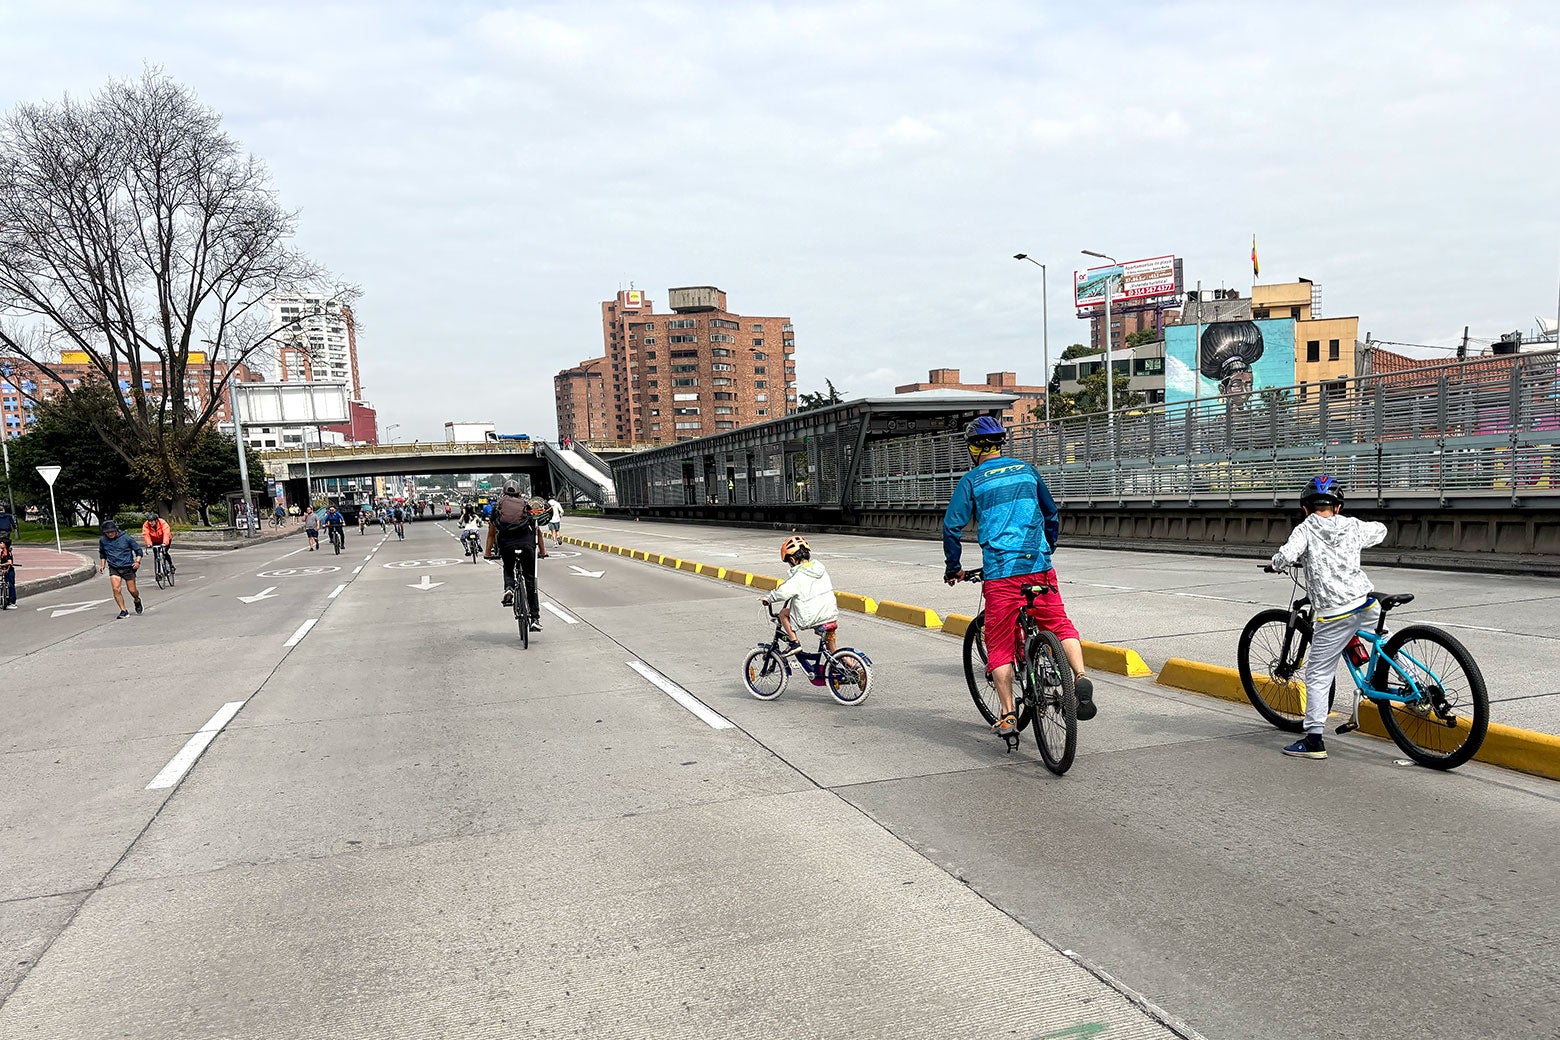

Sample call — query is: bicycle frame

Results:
[756,606,869,684]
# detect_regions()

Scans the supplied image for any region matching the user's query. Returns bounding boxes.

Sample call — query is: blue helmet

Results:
[1301,475,1343,507]
[963,415,1006,446]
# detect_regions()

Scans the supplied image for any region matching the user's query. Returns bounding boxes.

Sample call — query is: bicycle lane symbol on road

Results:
[257,566,342,578]
[382,559,460,569]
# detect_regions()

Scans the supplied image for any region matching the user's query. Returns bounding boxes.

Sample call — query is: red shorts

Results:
[982,569,1080,671]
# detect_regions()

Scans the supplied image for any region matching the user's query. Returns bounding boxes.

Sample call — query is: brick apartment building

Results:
[893,368,1047,427]
[555,287,797,443]
[553,357,611,442]
[0,351,263,437]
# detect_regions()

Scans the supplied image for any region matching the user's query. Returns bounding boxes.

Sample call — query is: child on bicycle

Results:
[760,536,839,656]
[1270,475,1388,760]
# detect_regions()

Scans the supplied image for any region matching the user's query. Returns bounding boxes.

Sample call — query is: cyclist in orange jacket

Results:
[142,512,175,577]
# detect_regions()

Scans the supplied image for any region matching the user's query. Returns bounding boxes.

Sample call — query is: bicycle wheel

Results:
[513,577,530,648]
[1027,629,1077,775]
[166,559,175,588]
[1237,608,1335,732]
[824,650,872,706]
[962,613,1034,728]
[742,648,788,700]
[1371,625,1489,769]
[154,555,167,590]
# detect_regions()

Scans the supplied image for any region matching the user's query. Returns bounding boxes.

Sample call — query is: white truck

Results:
[444,421,496,444]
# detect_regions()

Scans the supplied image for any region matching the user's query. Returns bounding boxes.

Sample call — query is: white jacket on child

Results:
[1272,513,1388,615]
[764,560,839,629]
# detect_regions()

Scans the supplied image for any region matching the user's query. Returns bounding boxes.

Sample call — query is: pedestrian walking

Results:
[304,509,320,551]
[0,535,16,609]
[0,502,16,542]
[97,520,143,619]
[545,496,564,546]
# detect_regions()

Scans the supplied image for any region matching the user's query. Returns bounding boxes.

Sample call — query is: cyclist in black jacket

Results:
[490,481,543,631]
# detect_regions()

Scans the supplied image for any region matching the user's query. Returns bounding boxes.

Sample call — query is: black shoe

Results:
[1074,676,1097,721]
[502,589,514,606]
[529,620,542,632]
[134,599,143,615]
[1283,735,1328,759]
[116,609,129,620]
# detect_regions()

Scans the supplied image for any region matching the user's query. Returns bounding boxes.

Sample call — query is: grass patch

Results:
[11,524,99,543]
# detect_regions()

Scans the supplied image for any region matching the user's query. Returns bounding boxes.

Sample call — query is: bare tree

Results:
[0,68,354,519]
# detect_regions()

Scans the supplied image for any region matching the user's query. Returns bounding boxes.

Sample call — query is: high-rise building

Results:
[556,286,797,444]
[553,357,610,442]
[0,352,262,437]
[269,293,362,399]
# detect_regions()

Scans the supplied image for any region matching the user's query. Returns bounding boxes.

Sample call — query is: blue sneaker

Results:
[1283,735,1327,759]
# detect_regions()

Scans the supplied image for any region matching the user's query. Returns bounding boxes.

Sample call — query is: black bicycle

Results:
[152,544,176,589]
[511,573,532,649]
[462,531,483,562]
[958,569,1078,774]
[328,525,345,555]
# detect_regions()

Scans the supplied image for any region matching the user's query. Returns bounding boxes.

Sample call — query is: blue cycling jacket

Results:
[942,456,1060,581]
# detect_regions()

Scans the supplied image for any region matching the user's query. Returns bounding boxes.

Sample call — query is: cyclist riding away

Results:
[1269,475,1388,760]
[489,481,543,631]
[460,515,483,557]
[942,416,1096,740]
[141,512,174,578]
[761,536,839,656]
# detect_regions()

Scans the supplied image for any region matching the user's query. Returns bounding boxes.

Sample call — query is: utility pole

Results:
[225,345,256,536]
[1458,325,1469,361]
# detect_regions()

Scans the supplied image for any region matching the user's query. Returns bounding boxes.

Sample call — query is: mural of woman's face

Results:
[1223,369,1255,402]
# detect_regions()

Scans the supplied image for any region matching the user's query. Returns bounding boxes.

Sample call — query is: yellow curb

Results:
[1082,640,1154,678]
[876,600,941,629]
[723,569,754,586]
[1156,658,1249,703]
[836,591,878,615]
[942,613,974,637]
[678,560,699,573]
[750,573,782,591]
[634,550,649,560]
[706,566,727,579]
[659,556,681,569]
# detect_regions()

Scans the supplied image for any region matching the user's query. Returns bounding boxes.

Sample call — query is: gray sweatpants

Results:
[1304,603,1380,735]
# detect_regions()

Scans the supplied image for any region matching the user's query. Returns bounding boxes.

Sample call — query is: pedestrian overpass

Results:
[262,440,617,507]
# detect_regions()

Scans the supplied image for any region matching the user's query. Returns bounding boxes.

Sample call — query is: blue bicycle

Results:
[1238,565,1489,769]
[742,603,872,706]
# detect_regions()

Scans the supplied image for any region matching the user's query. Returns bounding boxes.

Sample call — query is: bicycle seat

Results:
[1022,584,1055,598]
[1375,593,1415,611]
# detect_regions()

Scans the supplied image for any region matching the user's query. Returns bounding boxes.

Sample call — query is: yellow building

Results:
[1251,280,1359,396]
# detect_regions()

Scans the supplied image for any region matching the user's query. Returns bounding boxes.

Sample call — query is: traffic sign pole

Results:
[36,465,62,553]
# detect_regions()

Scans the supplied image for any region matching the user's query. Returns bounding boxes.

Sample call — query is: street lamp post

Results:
[1013,254,1050,423]
[1081,249,1122,436]
[224,344,257,535]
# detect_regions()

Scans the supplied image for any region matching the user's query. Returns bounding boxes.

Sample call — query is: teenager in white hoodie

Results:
[1270,475,1388,760]
[761,535,839,656]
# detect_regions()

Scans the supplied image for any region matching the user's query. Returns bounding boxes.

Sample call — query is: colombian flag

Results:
[1251,236,1259,278]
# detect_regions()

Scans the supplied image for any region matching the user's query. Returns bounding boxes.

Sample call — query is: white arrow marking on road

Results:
[568,565,605,578]
[37,598,114,618]
[408,575,445,591]
[237,586,279,604]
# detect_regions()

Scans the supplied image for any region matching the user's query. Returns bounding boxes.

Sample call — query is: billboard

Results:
[236,381,350,425]
[1074,255,1180,311]
[1164,319,1296,405]
[622,290,645,309]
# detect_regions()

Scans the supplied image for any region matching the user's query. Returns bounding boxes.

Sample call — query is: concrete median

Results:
[1082,641,1154,678]
[875,600,942,629]
[836,591,877,615]
[722,569,754,587]
[942,613,973,638]
[750,574,782,591]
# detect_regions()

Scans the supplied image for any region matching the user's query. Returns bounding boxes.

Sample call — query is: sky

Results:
[1,0,1557,441]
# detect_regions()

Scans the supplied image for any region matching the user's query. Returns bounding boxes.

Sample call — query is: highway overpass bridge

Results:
[262,439,617,506]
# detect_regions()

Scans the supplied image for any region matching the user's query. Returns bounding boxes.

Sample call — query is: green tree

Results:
[1125,328,1158,348]
[0,69,351,521]
[1058,343,1094,360]
[5,381,142,523]
[798,379,846,412]
[1052,371,1144,418]
[185,429,264,525]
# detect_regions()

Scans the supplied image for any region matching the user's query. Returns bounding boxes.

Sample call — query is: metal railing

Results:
[260,440,544,461]
[857,350,1560,507]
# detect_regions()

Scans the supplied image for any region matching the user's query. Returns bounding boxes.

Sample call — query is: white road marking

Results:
[542,602,578,624]
[328,584,347,599]
[271,546,309,562]
[1437,622,1506,633]
[145,701,246,790]
[352,566,363,574]
[1082,582,1137,591]
[626,660,734,730]
[408,575,444,591]
[568,565,605,578]
[283,618,317,647]
[237,587,279,604]
[37,598,113,618]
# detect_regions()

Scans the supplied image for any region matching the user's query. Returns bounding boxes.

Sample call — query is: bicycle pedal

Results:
[1002,734,1020,752]
[1335,722,1358,735]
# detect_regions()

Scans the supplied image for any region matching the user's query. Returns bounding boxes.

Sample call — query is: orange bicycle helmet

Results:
[780,535,810,564]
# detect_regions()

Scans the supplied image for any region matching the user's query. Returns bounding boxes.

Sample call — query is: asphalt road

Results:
[2,519,1555,1039]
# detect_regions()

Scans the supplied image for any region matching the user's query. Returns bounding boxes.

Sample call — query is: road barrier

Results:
[836,592,877,615]
[876,600,942,629]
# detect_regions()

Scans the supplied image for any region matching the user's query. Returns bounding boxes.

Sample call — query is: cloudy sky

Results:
[2,1,1557,440]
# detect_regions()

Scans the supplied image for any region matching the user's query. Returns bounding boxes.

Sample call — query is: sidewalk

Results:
[12,545,94,599]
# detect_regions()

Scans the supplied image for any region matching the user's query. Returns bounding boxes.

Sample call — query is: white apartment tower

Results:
[268,292,362,399]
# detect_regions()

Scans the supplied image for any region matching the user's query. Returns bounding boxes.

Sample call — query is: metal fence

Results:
[857,351,1560,507]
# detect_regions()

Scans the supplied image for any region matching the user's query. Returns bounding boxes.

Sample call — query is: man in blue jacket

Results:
[97,520,144,619]
[943,416,1095,738]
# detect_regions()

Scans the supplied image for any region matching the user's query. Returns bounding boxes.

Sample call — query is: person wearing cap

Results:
[97,520,144,619]
[486,480,544,631]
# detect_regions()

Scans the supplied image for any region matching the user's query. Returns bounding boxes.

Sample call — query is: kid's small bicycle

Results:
[742,603,872,706]
[1238,564,1490,769]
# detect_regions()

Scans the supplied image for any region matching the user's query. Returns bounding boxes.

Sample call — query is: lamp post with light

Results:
[1080,249,1123,438]
[1012,254,1050,423]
